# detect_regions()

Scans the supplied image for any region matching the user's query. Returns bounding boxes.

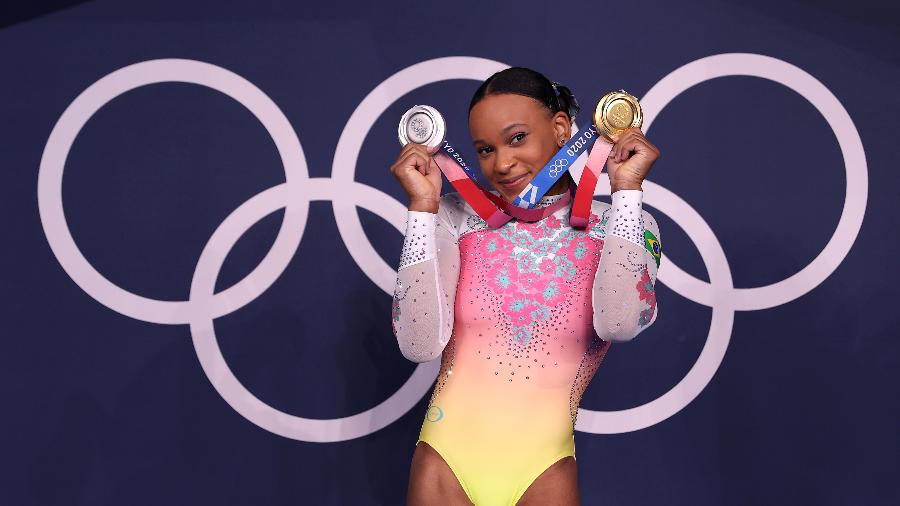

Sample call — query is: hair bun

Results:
[551,82,581,120]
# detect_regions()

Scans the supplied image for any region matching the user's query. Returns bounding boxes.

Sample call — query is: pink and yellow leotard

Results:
[392,189,662,505]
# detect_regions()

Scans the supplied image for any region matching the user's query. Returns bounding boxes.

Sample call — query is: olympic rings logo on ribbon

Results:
[548,158,569,178]
[37,54,868,441]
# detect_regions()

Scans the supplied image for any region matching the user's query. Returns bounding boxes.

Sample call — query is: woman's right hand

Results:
[390,144,443,213]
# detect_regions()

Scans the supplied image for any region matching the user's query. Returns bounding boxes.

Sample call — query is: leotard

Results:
[392,188,662,505]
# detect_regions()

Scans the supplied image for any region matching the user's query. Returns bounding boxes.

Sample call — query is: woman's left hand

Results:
[606,127,660,192]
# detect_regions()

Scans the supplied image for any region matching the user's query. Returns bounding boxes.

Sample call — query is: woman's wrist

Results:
[611,182,643,194]
[408,198,439,214]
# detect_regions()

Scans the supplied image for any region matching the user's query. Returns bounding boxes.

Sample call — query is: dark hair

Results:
[468,67,580,120]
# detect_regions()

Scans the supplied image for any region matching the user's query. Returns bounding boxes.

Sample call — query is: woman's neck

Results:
[544,174,571,196]
[496,174,571,202]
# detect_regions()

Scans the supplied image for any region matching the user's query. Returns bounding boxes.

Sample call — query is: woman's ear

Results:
[551,111,572,142]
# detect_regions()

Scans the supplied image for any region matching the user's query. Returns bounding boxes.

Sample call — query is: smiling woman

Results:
[469,68,580,202]
[389,66,663,505]
[470,93,570,198]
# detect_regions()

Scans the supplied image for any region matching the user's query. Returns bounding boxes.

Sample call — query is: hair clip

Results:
[550,81,564,111]
[551,81,580,120]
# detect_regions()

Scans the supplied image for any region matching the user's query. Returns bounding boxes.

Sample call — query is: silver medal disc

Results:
[398,105,446,150]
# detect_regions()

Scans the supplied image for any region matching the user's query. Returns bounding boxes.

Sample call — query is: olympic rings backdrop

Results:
[1,1,898,504]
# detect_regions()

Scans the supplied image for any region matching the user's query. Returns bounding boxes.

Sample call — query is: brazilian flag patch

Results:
[644,229,662,268]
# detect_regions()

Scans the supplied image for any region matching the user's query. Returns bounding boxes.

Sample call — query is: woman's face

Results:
[469,93,571,202]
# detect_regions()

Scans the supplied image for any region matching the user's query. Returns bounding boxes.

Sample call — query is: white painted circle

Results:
[188,180,438,442]
[576,52,867,433]
[576,180,735,433]
[639,53,868,311]
[37,58,311,325]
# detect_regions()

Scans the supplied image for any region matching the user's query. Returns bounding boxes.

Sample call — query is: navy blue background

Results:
[1,1,898,504]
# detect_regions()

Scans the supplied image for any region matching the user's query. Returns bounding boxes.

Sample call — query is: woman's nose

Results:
[494,152,516,175]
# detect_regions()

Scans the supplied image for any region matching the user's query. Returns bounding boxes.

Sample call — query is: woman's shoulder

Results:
[438,192,474,222]
[439,192,470,213]
[437,192,482,238]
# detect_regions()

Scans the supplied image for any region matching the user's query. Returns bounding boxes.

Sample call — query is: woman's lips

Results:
[498,174,528,190]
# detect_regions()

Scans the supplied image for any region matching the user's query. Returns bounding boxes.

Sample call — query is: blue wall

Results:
[1,1,898,504]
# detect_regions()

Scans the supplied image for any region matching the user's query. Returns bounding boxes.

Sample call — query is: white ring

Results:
[576,52,867,433]
[576,180,735,433]
[641,53,868,310]
[37,59,311,324]
[188,180,440,442]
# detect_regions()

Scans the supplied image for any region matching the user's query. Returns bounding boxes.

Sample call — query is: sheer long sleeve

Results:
[592,189,662,343]
[391,206,461,363]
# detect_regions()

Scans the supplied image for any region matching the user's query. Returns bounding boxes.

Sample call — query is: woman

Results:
[390,67,662,506]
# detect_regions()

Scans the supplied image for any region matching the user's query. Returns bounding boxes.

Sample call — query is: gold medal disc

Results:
[593,90,643,141]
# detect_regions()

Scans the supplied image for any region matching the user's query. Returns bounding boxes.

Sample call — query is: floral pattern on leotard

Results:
[636,267,657,327]
[477,212,606,345]
[390,283,410,335]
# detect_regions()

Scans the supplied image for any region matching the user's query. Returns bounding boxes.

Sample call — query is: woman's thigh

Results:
[408,441,580,506]
[516,456,581,506]
[407,441,473,506]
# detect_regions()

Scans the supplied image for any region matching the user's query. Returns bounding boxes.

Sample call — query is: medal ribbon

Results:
[510,123,617,228]
[432,140,574,228]
[570,138,614,227]
[511,125,599,208]
[431,131,613,229]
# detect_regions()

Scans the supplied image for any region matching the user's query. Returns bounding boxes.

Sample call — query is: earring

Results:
[558,138,565,146]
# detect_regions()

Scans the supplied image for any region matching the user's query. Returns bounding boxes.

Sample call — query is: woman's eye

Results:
[511,132,527,144]
[477,146,493,156]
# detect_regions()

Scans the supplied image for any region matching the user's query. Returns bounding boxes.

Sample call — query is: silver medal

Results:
[398,105,446,150]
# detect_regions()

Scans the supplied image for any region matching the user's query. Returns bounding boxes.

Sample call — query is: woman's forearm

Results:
[592,190,661,342]
[392,210,460,362]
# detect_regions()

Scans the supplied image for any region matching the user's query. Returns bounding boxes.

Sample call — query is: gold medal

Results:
[593,90,643,141]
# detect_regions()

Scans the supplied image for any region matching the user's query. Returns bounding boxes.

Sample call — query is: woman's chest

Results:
[454,216,605,341]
